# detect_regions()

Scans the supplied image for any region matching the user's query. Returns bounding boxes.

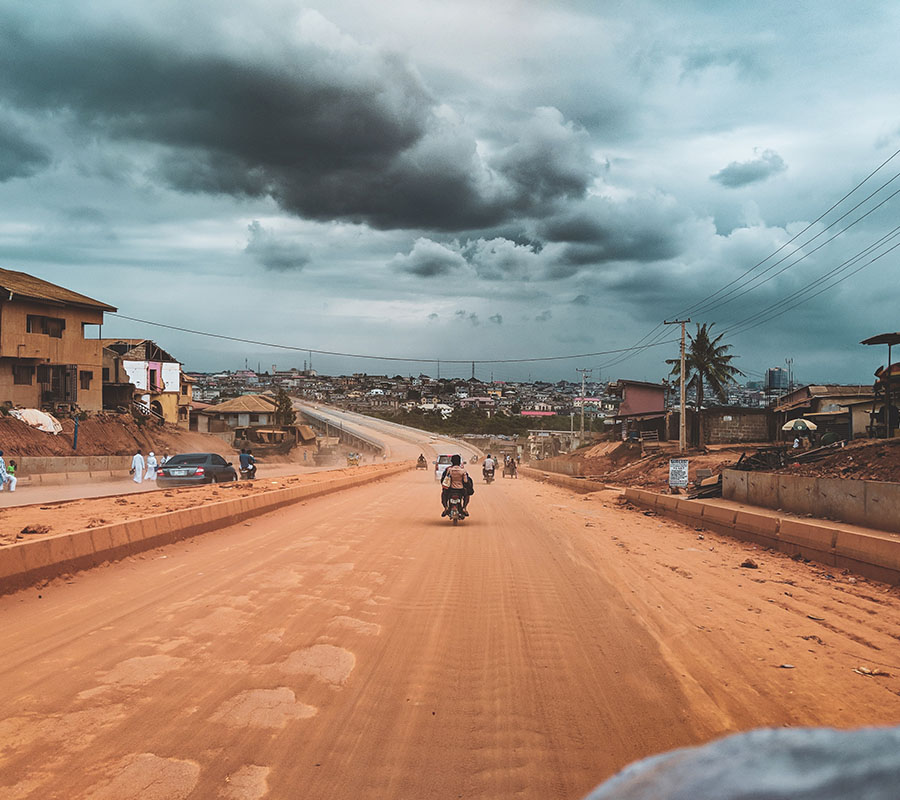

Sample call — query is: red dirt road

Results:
[2,471,900,799]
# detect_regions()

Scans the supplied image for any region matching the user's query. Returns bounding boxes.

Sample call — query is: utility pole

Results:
[785,357,794,393]
[576,368,592,443]
[664,318,690,452]
[471,361,475,380]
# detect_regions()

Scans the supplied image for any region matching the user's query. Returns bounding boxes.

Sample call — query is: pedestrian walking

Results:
[145,451,158,481]
[6,459,17,492]
[0,450,8,491]
[131,448,145,483]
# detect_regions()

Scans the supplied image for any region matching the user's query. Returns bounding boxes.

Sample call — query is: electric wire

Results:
[106,312,677,366]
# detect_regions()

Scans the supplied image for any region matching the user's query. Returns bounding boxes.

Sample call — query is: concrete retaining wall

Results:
[519,466,609,493]
[14,455,133,477]
[624,487,900,585]
[527,458,583,477]
[723,469,900,534]
[0,462,411,595]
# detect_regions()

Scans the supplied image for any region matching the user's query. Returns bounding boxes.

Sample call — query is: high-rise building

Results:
[766,367,789,391]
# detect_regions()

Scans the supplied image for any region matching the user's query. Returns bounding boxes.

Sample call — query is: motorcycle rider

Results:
[417,453,427,468]
[239,448,257,479]
[440,454,471,517]
[482,453,496,481]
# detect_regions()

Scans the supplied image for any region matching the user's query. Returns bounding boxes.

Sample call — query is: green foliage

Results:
[667,322,743,410]
[274,388,296,426]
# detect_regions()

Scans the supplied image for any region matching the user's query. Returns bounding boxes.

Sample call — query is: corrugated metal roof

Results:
[0,267,116,312]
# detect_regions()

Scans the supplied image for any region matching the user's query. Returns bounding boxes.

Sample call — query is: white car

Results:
[434,454,454,481]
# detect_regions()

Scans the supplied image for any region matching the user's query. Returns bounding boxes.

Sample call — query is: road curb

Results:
[0,462,412,595]
[623,488,900,585]
[519,466,611,493]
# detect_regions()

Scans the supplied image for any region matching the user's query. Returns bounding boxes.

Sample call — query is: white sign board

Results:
[669,458,689,488]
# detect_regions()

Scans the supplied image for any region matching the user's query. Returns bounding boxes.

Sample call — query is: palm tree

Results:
[667,323,744,445]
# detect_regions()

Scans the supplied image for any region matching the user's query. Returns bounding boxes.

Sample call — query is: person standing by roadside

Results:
[0,450,8,491]
[131,448,145,484]
[6,459,17,492]
[145,451,158,481]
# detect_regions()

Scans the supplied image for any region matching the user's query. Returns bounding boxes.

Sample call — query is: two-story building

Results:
[0,268,116,412]
[101,339,185,425]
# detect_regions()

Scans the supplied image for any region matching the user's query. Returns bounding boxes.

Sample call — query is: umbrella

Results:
[781,418,818,432]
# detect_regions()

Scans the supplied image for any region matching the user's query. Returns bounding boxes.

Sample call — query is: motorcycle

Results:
[239,465,257,480]
[482,467,495,484]
[445,491,468,525]
[416,457,428,470]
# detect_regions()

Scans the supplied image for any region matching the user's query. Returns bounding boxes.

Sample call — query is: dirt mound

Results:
[0,413,234,458]
[547,437,900,490]
[775,438,900,482]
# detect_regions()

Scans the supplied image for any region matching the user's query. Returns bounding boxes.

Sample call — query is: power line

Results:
[106,312,677,366]
[678,146,900,318]
[723,224,900,335]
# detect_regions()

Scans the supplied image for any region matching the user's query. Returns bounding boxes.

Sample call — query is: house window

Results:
[80,370,93,390]
[250,414,260,423]
[181,384,188,395]
[149,368,159,390]
[26,315,66,338]
[36,364,51,384]
[102,367,110,382]
[13,365,34,385]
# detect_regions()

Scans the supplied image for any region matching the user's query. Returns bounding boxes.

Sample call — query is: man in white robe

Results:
[145,452,158,481]
[131,449,145,483]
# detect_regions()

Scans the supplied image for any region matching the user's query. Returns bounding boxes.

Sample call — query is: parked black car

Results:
[156,453,237,487]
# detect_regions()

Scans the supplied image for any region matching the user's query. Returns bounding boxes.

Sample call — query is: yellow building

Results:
[0,268,116,412]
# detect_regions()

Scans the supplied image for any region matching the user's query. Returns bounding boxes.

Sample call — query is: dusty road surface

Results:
[2,470,900,799]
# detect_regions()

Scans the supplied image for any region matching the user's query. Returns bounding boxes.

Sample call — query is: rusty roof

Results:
[202,394,278,414]
[0,267,116,312]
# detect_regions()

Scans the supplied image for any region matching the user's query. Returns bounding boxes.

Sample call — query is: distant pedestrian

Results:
[160,451,170,465]
[0,450,8,491]
[131,448,145,483]
[793,436,801,450]
[5,459,16,492]
[145,451,158,481]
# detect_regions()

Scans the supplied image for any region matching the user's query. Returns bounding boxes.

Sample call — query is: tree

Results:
[273,387,296,427]
[667,323,743,444]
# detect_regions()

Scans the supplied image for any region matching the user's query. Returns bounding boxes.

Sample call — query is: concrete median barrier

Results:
[520,467,609,493]
[621,489,900,585]
[0,462,411,595]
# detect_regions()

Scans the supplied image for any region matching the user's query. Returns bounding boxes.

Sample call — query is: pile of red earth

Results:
[552,437,900,489]
[774,438,900,482]
[0,413,232,458]
[561,440,744,490]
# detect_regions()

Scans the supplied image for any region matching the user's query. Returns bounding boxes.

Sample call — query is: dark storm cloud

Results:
[540,197,688,276]
[0,124,50,181]
[0,9,599,233]
[711,149,787,188]
[245,221,310,272]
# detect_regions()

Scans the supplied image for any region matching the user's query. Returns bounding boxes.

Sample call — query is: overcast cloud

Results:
[1,0,898,384]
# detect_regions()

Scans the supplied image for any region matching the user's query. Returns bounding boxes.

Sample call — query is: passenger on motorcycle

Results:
[482,454,496,479]
[239,448,257,479]
[440,454,471,517]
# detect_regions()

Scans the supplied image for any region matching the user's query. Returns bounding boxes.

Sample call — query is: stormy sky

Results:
[1,0,899,385]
